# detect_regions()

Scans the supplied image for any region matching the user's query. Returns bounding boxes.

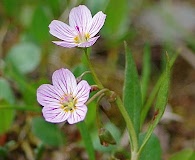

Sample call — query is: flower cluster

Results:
[37,5,106,124]
[37,68,91,124]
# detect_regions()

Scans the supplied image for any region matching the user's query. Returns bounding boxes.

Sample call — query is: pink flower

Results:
[36,68,91,124]
[49,5,106,48]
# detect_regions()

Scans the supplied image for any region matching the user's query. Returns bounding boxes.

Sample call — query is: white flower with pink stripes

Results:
[49,5,106,48]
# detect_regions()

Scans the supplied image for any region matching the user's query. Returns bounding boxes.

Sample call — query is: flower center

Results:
[60,95,77,112]
[74,26,90,44]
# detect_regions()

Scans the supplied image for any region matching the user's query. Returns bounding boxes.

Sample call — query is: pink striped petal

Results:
[67,105,87,124]
[69,5,92,33]
[74,80,91,106]
[49,20,76,41]
[42,105,70,123]
[52,41,77,48]
[37,84,61,106]
[88,11,106,37]
[52,68,77,95]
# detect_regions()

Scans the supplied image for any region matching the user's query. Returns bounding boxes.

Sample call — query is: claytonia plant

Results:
[37,68,91,124]
[36,4,173,160]
[49,5,106,48]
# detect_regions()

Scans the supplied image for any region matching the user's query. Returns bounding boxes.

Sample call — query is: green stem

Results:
[116,96,139,158]
[96,93,105,129]
[84,48,104,89]
[86,88,109,105]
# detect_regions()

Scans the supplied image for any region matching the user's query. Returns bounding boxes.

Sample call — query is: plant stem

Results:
[116,96,139,159]
[86,88,110,105]
[84,48,104,89]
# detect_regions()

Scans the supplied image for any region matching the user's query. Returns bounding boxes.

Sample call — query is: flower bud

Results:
[98,128,116,147]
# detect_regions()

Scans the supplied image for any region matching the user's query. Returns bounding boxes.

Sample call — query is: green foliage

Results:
[139,54,170,154]
[102,0,129,41]
[77,121,95,160]
[140,53,178,126]
[169,148,195,160]
[0,78,15,134]
[0,78,15,104]
[2,0,20,17]
[123,43,142,137]
[139,133,162,160]
[141,43,151,104]
[91,122,121,152]
[30,6,52,44]
[6,42,41,74]
[32,117,65,147]
[86,0,108,14]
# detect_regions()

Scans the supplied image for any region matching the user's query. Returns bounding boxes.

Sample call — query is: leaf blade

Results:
[141,43,151,103]
[77,121,95,160]
[123,43,142,137]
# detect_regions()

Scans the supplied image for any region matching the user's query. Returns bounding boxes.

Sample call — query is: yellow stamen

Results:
[60,95,77,112]
[74,36,79,44]
[74,33,90,44]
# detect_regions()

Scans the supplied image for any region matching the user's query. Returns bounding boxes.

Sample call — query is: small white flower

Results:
[37,68,91,124]
[49,5,106,48]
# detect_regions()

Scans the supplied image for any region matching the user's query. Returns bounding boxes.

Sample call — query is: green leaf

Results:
[0,102,15,134]
[32,117,65,147]
[140,53,178,126]
[5,64,36,105]
[46,0,61,17]
[123,43,142,137]
[0,78,15,134]
[85,0,109,14]
[139,133,162,160]
[77,121,95,160]
[102,0,129,41]
[30,6,51,43]
[6,42,41,74]
[141,43,151,104]
[139,54,171,153]
[169,148,195,160]
[0,78,15,104]
[2,0,20,17]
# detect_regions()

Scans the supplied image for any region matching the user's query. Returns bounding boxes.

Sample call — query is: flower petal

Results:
[37,84,61,106]
[78,36,100,48]
[49,20,76,41]
[52,68,77,95]
[42,105,70,123]
[88,11,106,37]
[52,41,77,48]
[74,80,91,106]
[67,105,87,124]
[69,5,92,33]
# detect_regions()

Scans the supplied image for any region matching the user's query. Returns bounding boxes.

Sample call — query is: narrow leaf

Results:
[123,43,142,137]
[77,121,95,160]
[140,53,178,126]
[139,54,171,152]
[141,43,151,103]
